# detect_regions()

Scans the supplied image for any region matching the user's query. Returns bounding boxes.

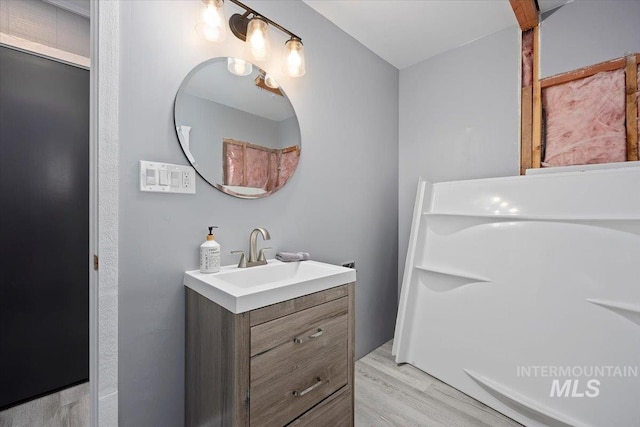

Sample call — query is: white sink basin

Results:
[184,259,356,313]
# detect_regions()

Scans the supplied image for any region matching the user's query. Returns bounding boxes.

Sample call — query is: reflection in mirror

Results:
[174,57,301,198]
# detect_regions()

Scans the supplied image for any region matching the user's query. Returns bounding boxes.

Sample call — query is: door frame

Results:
[90,1,119,425]
[0,1,117,422]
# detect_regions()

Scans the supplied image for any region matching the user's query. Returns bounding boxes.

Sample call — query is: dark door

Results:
[0,46,89,410]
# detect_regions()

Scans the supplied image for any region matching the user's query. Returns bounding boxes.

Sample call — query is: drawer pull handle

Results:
[293,328,323,344]
[293,377,323,397]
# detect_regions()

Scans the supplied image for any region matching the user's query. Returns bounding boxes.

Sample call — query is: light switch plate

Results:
[139,161,196,194]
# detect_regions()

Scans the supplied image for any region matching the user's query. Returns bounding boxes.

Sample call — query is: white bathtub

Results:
[393,167,640,427]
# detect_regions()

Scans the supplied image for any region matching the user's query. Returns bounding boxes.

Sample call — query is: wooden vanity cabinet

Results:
[186,283,355,427]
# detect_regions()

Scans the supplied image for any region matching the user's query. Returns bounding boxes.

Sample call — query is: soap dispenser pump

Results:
[200,226,221,274]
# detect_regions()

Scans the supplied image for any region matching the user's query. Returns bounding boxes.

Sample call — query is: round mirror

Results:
[174,57,301,199]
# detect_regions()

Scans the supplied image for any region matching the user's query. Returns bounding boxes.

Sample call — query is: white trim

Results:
[89,0,98,424]
[526,161,640,175]
[90,0,119,426]
[0,32,90,69]
[43,0,91,18]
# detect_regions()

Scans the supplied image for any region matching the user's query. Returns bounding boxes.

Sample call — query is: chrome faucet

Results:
[249,227,271,266]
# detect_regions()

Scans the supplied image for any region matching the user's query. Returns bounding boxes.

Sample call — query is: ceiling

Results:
[39,0,574,70]
[303,0,573,70]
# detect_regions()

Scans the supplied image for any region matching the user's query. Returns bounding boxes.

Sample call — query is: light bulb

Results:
[246,17,270,61]
[284,38,305,77]
[197,0,226,42]
[227,57,253,76]
[264,73,279,89]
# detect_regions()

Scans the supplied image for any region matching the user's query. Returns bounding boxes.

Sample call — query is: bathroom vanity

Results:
[184,260,355,426]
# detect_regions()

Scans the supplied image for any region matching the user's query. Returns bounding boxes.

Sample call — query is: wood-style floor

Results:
[354,341,522,427]
[0,382,88,427]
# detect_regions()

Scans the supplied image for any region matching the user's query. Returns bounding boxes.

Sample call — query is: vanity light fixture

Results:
[246,17,270,61]
[284,37,305,77]
[197,0,227,42]
[199,0,306,77]
[264,73,279,89]
[227,57,253,76]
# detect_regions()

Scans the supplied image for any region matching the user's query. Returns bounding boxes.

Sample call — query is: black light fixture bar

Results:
[226,0,302,41]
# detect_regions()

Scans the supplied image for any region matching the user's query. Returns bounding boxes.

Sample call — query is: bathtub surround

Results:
[118,1,398,425]
[398,0,640,291]
[394,169,640,426]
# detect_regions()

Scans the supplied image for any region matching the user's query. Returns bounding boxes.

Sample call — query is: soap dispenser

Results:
[200,226,221,274]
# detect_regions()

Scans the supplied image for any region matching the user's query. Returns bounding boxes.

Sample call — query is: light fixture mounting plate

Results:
[229,13,249,41]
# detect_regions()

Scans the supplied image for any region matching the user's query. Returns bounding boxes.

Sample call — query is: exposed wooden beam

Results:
[531,25,542,168]
[626,54,639,161]
[520,86,533,174]
[540,57,628,88]
[509,0,538,30]
[254,75,284,97]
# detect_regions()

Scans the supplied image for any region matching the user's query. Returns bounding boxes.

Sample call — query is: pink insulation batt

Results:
[244,147,269,189]
[269,152,279,189]
[542,68,626,167]
[278,149,300,189]
[522,30,533,87]
[225,143,244,186]
[224,144,300,192]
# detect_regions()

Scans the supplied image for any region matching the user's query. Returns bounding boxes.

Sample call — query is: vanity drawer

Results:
[287,385,352,427]
[249,285,349,327]
[251,296,348,356]
[250,298,348,427]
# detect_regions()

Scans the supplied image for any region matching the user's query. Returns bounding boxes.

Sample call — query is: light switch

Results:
[170,171,180,187]
[139,161,195,194]
[159,170,169,186]
[146,168,157,185]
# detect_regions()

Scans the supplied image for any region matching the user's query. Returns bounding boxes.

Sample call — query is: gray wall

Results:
[279,116,300,150]
[397,26,520,288]
[540,0,640,78]
[119,1,398,426]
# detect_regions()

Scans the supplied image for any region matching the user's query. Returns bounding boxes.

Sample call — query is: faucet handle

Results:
[231,250,247,268]
[258,247,272,262]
